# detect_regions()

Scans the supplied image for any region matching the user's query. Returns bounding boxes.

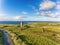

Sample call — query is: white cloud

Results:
[0,0,60,21]
[56,5,60,9]
[0,13,22,21]
[0,13,60,21]
[40,1,56,10]
[21,11,28,14]
[33,0,60,18]
[0,13,9,21]
[41,11,60,18]
[18,15,60,21]
[32,6,38,12]
[13,16,23,21]
[35,12,40,15]
[56,1,60,9]
[0,12,26,21]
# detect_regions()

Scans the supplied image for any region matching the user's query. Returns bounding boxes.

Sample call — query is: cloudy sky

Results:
[0,0,60,21]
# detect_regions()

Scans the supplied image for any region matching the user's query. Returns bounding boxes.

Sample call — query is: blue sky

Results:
[0,0,60,21]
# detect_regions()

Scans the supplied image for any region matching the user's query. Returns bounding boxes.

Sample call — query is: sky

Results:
[0,0,60,21]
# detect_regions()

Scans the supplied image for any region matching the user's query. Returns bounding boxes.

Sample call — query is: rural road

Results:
[2,30,14,45]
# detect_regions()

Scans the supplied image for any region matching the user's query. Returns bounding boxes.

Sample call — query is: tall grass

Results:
[0,22,60,45]
[0,30,4,45]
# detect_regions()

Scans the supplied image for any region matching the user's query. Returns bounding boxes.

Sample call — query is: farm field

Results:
[0,22,60,45]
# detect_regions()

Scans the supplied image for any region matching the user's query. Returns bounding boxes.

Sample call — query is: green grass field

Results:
[0,22,60,45]
[0,30,4,45]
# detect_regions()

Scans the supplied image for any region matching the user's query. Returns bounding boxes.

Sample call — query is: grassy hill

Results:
[0,22,60,45]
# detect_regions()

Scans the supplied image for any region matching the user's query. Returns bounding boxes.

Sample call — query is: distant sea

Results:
[0,21,60,24]
[0,21,37,24]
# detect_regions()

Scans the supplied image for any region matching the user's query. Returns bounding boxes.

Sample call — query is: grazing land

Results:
[0,22,60,45]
